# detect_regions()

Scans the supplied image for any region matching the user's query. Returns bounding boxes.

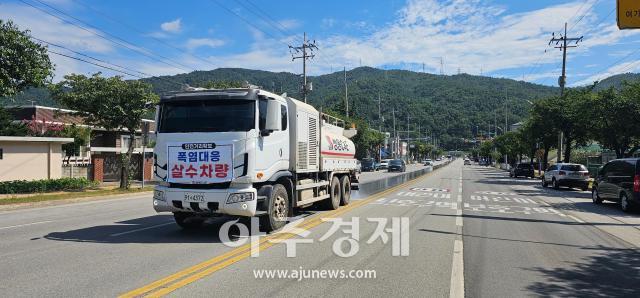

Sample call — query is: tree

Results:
[526,98,560,169]
[0,106,27,136]
[587,83,640,158]
[60,125,91,161]
[0,19,53,97]
[51,73,158,189]
[197,80,244,89]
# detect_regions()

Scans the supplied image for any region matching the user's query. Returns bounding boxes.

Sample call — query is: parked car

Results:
[379,159,391,170]
[592,158,640,212]
[542,163,590,191]
[361,158,378,172]
[510,163,535,178]
[424,158,433,166]
[436,157,442,161]
[464,158,471,165]
[388,159,406,172]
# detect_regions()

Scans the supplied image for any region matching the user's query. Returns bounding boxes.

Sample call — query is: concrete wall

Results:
[61,164,91,179]
[0,141,63,181]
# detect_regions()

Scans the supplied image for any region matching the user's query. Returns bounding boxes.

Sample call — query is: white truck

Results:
[152,87,359,231]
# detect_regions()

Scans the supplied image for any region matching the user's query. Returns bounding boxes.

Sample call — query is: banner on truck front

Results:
[167,143,233,184]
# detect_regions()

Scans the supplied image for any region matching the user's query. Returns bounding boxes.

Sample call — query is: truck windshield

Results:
[159,100,255,133]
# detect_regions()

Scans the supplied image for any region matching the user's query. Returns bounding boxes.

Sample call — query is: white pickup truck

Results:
[152,87,359,231]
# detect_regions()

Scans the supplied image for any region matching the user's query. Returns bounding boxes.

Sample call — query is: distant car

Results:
[510,163,535,178]
[379,159,391,170]
[436,157,442,161]
[464,159,471,165]
[361,158,377,172]
[542,163,590,191]
[424,161,433,166]
[592,158,640,212]
[388,159,406,172]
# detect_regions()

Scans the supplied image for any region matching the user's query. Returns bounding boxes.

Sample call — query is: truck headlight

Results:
[153,190,165,201]
[226,192,254,204]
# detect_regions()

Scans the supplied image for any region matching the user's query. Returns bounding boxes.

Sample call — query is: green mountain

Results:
[592,73,640,91]
[2,67,561,148]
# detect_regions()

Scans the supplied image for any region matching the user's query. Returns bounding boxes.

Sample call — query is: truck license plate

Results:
[184,192,205,202]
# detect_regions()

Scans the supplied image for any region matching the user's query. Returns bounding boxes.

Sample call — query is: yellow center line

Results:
[120,167,445,298]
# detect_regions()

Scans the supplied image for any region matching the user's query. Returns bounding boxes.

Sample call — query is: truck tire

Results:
[173,212,203,229]
[259,184,289,232]
[323,176,341,210]
[340,175,351,206]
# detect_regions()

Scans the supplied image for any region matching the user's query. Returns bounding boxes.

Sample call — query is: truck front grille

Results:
[169,182,231,189]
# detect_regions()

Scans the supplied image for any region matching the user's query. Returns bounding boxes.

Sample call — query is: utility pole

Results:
[289,32,318,103]
[344,67,348,118]
[392,108,397,158]
[549,23,582,162]
[378,93,382,131]
[440,57,444,75]
[422,62,425,73]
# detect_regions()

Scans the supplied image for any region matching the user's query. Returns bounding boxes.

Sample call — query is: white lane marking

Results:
[457,194,462,203]
[568,215,585,223]
[449,239,465,298]
[456,216,462,226]
[0,220,53,230]
[109,222,174,237]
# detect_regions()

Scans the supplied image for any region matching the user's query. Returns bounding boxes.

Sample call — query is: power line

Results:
[215,0,333,76]
[32,36,184,87]
[19,0,194,73]
[568,0,601,32]
[526,1,602,83]
[69,0,218,69]
[236,0,303,44]
[208,0,291,49]
[48,50,143,78]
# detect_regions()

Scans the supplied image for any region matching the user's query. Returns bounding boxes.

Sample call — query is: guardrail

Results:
[355,161,452,197]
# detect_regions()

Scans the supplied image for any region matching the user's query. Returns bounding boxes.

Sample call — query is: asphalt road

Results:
[1,160,639,297]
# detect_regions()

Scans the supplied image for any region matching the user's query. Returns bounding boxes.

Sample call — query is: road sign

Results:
[618,0,640,29]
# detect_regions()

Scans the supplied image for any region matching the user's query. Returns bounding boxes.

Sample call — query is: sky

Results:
[1,0,639,87]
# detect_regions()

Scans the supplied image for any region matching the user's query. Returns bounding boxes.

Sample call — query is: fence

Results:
[61,164,91,179]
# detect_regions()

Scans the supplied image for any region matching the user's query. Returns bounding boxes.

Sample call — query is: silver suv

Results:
[542,163,590,191]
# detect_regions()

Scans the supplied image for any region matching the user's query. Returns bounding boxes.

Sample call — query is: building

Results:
[510,122,523,131]
[0,136,73,181]
[6,105,155,182]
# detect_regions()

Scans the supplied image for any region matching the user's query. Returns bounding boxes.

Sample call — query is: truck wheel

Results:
[340,175,351,206]
[173,212,203,229]
[323,176,341,210]
[260,184,289,232]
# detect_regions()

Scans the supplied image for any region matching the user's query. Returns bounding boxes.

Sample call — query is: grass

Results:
[0,186,154,206]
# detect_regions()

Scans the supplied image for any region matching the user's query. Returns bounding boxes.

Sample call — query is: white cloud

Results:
[185,38,225,50]
[0,2,114,80]
[278,19,300,30]
[160,18,182,33]
[321,18,336,29]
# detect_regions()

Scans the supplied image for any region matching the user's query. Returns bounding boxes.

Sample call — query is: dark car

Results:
[510,163,535,178]
[361,158,378,172]
[592,158,640,212]
[388,159,406,172]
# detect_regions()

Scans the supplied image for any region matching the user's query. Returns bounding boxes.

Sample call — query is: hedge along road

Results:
[0,159,451,297]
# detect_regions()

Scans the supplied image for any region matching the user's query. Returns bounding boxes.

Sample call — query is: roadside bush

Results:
[0,177,99,194]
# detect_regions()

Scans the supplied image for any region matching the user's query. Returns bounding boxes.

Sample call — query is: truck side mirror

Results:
[261,100,281,136]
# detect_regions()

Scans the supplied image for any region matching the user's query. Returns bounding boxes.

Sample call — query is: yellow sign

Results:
[618,0,640,29]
